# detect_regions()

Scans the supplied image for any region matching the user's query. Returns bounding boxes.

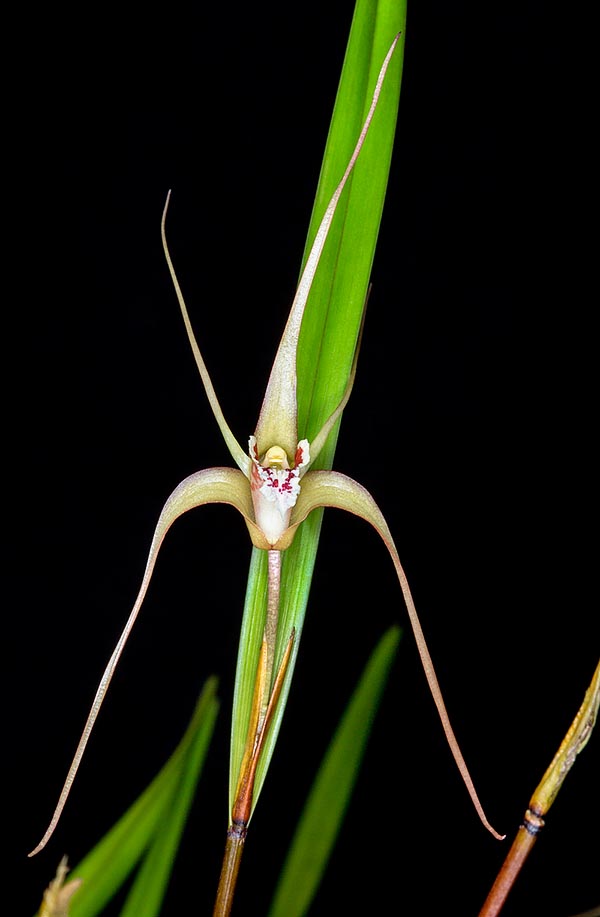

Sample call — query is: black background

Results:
[7,3,598,916]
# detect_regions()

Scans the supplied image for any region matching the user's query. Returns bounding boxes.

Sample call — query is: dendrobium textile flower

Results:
[30,37,502,858]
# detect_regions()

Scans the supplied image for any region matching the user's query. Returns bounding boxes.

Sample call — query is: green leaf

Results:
[229,0,407,819]
[267,626,401,917]
[54,678,219,917]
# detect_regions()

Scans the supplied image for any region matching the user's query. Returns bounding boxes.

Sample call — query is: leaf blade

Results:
[58,679,219,917]
[267,625,401,917]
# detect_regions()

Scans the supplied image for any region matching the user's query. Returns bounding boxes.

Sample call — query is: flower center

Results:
[248,436,310,545]
[262,446,290,470]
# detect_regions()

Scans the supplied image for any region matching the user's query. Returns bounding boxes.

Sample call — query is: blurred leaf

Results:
[44,678,219,917]
[268,625,401,917]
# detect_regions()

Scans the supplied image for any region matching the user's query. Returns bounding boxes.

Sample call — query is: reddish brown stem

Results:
[480,660,599,915]
[214,628,295,916]
[213,824,246,917]
[478,810,542,916]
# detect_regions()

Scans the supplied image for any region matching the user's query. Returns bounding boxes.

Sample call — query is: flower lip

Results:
[249,436,311,546]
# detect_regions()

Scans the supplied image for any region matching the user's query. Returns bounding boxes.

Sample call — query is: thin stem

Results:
[214,633,295,917]
[232,630,295,829]
[479,659,599,915]
[213,824,246,917]
[478,813,541,916]
[214,550,291,917]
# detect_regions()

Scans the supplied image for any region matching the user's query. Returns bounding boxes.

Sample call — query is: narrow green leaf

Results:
[54,678,219,917]
[267,625,401,917]
[118,687,219,917]
[230,0,407,819]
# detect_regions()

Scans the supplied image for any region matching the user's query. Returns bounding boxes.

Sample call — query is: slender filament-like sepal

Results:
[162,193,251,477]
[288,470,504,840]
[29,466,259,856]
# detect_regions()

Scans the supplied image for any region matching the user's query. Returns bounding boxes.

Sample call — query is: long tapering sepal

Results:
[162,193,251,477]
[288,470,504,840]
[29,467,260,856]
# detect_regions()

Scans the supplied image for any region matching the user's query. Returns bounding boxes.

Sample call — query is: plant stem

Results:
[213,824,246,917]
[213,550,293,916]
[479,659,599,916]
[478,812,541,917]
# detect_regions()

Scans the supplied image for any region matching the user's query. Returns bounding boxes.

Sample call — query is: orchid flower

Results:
[30,36,502,861]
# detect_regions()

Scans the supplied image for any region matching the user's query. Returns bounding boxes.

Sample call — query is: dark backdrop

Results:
[7,3,597,916]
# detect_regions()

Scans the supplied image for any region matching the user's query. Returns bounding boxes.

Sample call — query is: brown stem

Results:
[479,660,599,915]
[213,823,246,917]
[213,547,292,917]
[478,811,542,916]
[232,629,295,830]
